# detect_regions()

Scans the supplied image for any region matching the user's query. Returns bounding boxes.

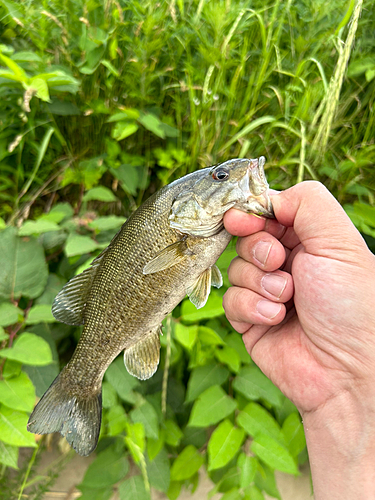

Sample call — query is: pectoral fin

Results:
[143,239,193,275]
[187,268,212,309]
[211,264,223,288]
[124,327,161,380]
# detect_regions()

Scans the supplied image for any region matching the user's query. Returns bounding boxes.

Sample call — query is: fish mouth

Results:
[242,157,275,218]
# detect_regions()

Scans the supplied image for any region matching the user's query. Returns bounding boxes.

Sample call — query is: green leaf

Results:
[102,381,118,408]
[0,332,53,366]
[118,475,150,500]
[255,463,280,499]
[238,453,258,489]
[138,113,165,138]
[0,405,36,447]
[146,447,170,493]
[208,420,245,471]
[64,234,99,257]
[77,486,113,500]
[236,402,283,441]
[79,444,129,488]
[23,362,59,398]
[181,292,224,323]
[25,304,55,324]
[244,485,265,500]
[281,413,306,457]
[0,302,22,326]
[164,420,183,447]
[224,333,252,364]
[0,227,48,300]
[28,77,50,101]
[18,220,60,236]
[188,385,237,427]
[174,323,198,350]
[0,441,19,469]
[112,122,139,141]
[167,481,182,500]
[130,401,159,440]
[0,371,35,412]
[233,366,283,407]
[170,445,204,481]
[221,489,243,500]
[125,422,145,463]
[251,434,299,475]
[198,326,225,346]
[88,216,125,232]
[35,274,66,306]
[147,432,164,461]
[186,363,230,402]
[215,346,241,373]
[0,327,8,341]
[106,405,127,436]
[105,357,139,404]
[83,186,117,202]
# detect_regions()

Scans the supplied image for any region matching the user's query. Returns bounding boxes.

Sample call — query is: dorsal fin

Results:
[52,254,105,326]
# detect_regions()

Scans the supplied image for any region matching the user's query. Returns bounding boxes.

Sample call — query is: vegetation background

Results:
[0,0,374,499]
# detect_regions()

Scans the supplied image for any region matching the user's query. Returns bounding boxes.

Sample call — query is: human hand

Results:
[223,181,375,416]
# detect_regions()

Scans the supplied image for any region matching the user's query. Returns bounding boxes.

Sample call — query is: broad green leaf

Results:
[147,432,164,461]
[35,274,65,306]
[237,453,258,489]
[107,109,140,122]
[255,464,281,499]
[118,475,150,500]
[2,360,21,379]
[215,345,241,373]
[125,422,145,463]
[88,216,125,232]
[186,363,229,402]
[112,122,139,141]
[105,357,139,404]
[138,113,165,138]
[236,402,283,441]
[244,485,265,500]
[146,447,170,493]
[26,304,55,324]
[0,332,52,366]
[188,385,237,427]
[106,405,127,436]
[164,420,183,447]
[0,53,27,81]
[170,445,204,481]
[0,302,22,326]
[0,227,48,300]
[0,405,36,447]
[64,234,99,257]
[174,323,198,350]
[224,333,252,364]
[0,441,19,469]
[251,434,299,475]
[18,220,60,236]
[281,413,306,457]
[130,401,159,440]
[0,371,35,412]
[181,292,224,323]
[208,420,245,471]
[23,362,59,398]
[77,486,113,500]
[0,327,8,341]
[221,489,242,500]
[28,77,50,101]
[167,481,182,500]
[79,445,129,488]
[233,366,283,407]
[198,326,225,346]
[83,186,117,202]
[102,381,118,408]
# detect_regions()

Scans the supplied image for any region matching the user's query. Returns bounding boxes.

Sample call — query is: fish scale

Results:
[27,157,274,456]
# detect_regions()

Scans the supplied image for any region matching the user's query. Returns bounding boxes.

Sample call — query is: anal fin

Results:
[124,327,161,380]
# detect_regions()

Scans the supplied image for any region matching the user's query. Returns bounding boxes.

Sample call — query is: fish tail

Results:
[27,370,102,456]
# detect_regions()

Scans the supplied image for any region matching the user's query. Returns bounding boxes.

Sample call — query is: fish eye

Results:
[212,168,229,181]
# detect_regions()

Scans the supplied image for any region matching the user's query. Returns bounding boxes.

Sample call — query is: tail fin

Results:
[27,372,102,457]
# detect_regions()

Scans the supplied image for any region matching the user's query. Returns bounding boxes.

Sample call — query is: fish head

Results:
[169,157,274,237]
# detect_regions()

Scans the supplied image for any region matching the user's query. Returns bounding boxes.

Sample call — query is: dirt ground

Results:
[37,445,313,500]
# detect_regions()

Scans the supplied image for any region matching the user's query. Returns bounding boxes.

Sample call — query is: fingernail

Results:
[261,274,287,298]
[256,300,282,319]
[253,241,272,266]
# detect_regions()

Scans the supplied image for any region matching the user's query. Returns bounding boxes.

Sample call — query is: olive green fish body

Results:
[28,158,274,456]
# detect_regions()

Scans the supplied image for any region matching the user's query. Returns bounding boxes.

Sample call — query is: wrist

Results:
[302,390,375,499]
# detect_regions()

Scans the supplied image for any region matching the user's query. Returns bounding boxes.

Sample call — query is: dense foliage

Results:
[0,0,374,499]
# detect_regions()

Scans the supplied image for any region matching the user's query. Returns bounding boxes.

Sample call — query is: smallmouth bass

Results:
[27,157,274,456]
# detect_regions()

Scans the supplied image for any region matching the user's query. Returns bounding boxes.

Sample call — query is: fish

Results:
[27,156,274,456]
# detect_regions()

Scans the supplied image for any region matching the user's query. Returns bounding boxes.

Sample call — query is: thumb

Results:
[271,181,368,258]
